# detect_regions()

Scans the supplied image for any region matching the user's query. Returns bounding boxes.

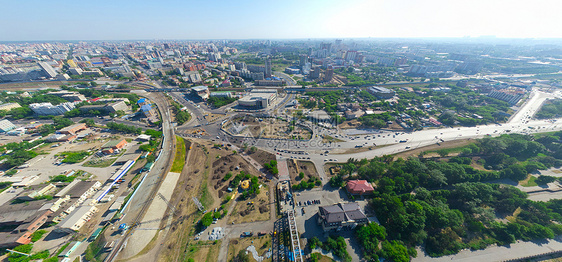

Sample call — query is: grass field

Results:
[520,175,538,187]
[171,136,186,173]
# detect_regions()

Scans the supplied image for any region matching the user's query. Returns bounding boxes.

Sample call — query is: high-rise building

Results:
[299,54,308,69]
[209,52,221,62]
[345,51,357,62]
[324,66,334,82]
[310,67,321,79]
[264,56,272,78]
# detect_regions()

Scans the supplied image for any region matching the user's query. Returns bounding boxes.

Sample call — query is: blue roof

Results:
[140,104,152,111]
[137,98,146,104]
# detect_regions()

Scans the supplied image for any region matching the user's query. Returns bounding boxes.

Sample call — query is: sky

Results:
[1,0,562,41]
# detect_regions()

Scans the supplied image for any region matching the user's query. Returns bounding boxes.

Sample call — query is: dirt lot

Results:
[231,116,311,139]
[210,152,265,200]
[182,241,221,262]
[158,139,272,261]
[158,141,207,262]
[228,235,272,262]
[287,159,319,185]
[247,148,275,166]
[393,139,473,160]
[339,119,362,129]
[228,185,270,224]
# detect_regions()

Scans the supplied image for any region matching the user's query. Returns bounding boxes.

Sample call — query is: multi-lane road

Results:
[172,87,562,180]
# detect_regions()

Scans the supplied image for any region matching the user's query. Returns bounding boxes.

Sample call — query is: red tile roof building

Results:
[346,180,374,196]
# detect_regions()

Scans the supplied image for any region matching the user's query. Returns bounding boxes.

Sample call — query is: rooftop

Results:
[318,202,367,224]
[102,139,127,149]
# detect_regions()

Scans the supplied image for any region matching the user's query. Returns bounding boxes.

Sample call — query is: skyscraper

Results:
[264,56,272,78]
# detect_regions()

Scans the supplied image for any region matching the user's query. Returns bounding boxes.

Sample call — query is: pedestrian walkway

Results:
[277,158,290,181]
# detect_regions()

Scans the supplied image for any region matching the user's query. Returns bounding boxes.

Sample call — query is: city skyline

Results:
[2,0,562,41]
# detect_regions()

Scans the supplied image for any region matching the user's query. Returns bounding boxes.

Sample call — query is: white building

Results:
[55,205,98,233]
[238,89,277,109]
[0,119,16,133]
[29,102,75,115]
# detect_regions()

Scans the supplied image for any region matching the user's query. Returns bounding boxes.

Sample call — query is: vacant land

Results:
[228,235,272,262]
[247,148,275,167]
[158,141,209,262]
[181,241,221,262]
[228,185,270,224]
[393,139,473,160]
[171,136,186,172]
[159,139,271,261]
[287,159,319,185]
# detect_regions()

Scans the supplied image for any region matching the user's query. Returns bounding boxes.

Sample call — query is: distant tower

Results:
[299,54,308,70]
[324,66,333,82]
[264,56,272,78]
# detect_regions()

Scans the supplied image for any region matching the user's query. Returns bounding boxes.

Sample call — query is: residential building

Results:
[310,67,321,79]
[317,202,368,231]
[264,56,272,78]
[185,71,202,83]
[324,66,334,82]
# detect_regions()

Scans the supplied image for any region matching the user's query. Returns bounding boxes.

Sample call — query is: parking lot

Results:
[291,186,374,261]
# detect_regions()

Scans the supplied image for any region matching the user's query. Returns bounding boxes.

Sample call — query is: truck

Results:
[258,231,268,236]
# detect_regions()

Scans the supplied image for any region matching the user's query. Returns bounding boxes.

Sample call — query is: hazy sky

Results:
[2,0,562,41]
